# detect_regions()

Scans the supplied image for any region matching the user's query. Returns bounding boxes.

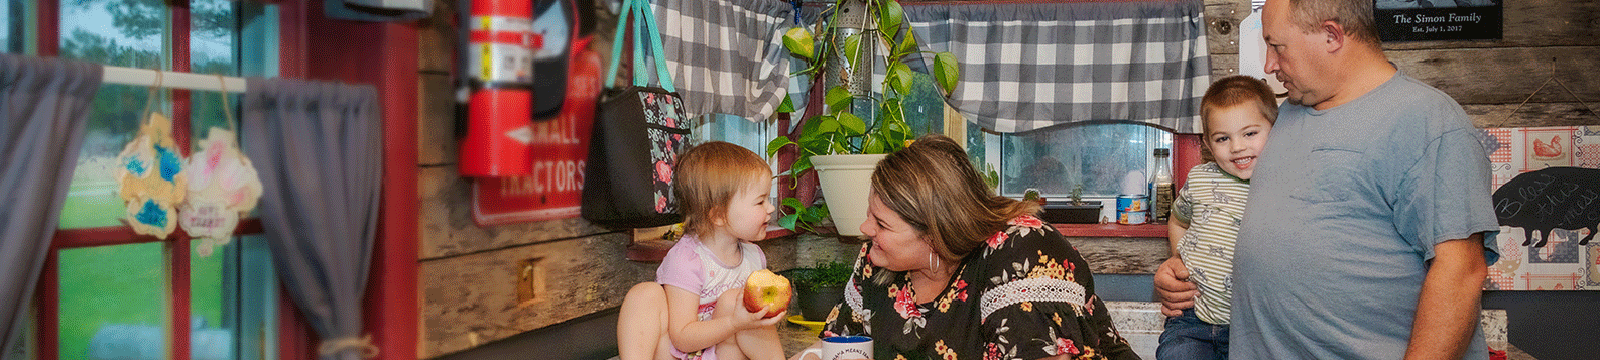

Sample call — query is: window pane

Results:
[690,114,769,155]
[1,0,11,53]
[191,0,238,136]
[900,71,944,136]
[1001,123,1172,198]
[61,0,167,68]
[60,242,170,359]
[191,238,227,359]
[59,84,162,229]
[192,236,278,360]
[59,0,171,229]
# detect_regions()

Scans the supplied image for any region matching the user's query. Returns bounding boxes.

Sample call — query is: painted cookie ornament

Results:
[117,112,188,238]
[180,128,264,254]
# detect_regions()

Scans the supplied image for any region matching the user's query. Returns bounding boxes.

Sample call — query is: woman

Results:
[796,135,1138,360]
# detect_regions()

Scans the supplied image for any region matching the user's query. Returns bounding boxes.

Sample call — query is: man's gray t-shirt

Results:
[1231,70,1501,359]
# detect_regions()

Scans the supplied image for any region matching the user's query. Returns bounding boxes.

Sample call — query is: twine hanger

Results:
[141,70,164,118]
[217,74,237,133]
[1501,57,1600,124]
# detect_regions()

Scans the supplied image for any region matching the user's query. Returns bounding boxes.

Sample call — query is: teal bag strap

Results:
[630,1,646,87]
[636,0,676,92]
[603,0,634,89]
[602,0,677,92]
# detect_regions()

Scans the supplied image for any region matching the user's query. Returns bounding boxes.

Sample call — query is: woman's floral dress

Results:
[822,216,1139,360]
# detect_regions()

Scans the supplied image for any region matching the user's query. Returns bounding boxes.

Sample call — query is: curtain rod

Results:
[101,66,247,93]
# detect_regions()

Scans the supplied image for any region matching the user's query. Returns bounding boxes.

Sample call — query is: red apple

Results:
[742,269,791,318]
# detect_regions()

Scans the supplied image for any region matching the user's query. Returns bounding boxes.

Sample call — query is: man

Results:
[1152,0,1501,358]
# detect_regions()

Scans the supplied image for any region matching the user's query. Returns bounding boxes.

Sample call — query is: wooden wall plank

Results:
[1466,103,1600,128]
[419,73,457,165]
[419,167,615,259]
[1389,47,1600,105]
[1210,53,1240,78]
[420,231,650,357]
[1204,0,1249,56]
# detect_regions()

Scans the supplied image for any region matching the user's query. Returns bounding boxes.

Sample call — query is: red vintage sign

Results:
[472,37,599,226]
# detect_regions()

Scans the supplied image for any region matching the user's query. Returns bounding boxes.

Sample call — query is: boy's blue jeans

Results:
[1156,309,1229,360]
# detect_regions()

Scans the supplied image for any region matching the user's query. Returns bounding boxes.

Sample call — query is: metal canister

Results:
[1116,195,1148,225]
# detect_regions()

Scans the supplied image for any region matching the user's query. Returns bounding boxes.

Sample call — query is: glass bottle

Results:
[1150,148,1174,222]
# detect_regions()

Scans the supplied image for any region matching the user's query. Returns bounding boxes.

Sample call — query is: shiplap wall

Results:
[1203,0,1600,128]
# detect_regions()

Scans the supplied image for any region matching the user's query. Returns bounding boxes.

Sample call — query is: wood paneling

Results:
[1466,103,1600,128]
[418,73,458,165]
[1204,0,1249,56]
[1206,0,1600,129]
[419,0,457,74]
[1390,47,1600,104]
[1209,53,1240,77]
[420,231,650,357]
[418,167,615,259]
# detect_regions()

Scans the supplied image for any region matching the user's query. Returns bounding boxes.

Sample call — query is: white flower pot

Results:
[811,154,886,237]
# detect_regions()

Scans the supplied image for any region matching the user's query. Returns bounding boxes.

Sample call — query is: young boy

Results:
[1156,75,1278,360]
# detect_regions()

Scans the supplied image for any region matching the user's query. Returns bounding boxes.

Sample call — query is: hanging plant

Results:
[766,0,960,232]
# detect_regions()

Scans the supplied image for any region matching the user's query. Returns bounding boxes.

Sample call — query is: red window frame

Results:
[31,0,319,358]
[31,0,418,357]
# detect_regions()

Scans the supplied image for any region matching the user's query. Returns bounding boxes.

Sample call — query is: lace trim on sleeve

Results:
[978,277,1086,319]
[845,277,864,313]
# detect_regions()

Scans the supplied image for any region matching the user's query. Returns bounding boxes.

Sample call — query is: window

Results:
[977,123,1174,200]
[17,0,284,358]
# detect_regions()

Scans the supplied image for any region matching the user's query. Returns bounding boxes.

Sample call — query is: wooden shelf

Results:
[1053,222,1168,238]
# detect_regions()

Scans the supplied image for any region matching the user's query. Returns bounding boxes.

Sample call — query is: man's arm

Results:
[1404,234,1488,360]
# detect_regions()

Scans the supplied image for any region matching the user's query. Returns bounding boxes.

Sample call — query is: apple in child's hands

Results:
[742,269,791,318]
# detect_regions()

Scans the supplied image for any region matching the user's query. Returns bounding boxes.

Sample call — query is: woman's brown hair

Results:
[870,134,1040,263]
[674,141,772,238]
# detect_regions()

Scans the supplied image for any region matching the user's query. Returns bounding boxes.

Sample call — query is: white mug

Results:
[800,336,872,360]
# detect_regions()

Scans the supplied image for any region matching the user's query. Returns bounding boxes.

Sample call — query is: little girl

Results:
[617,141,786,360]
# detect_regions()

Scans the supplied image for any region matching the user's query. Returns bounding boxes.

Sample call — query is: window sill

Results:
[1053,221,1167,238]
[626,225,813,263]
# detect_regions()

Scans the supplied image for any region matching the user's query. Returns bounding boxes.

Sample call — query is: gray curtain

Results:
[241,78,381,360]
[0,54,101,355]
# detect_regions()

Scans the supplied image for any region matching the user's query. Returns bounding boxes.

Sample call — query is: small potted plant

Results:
[766,0,960,236]
[780,260,854,322]
[1040,184,1103,224]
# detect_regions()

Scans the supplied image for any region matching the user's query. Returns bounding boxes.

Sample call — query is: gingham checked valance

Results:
[653,0,794,122]
[904,0,1211,134]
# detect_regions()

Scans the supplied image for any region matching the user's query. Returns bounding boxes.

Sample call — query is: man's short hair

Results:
[1287,0,1380,47]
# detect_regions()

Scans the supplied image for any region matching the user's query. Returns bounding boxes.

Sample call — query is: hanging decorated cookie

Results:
[179,127,264,255]
[117,112,188,238]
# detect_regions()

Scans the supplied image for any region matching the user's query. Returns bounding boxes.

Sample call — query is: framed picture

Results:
[1374,0,1502,41]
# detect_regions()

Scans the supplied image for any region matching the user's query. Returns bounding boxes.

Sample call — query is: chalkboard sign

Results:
[1492,167,1600,247]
